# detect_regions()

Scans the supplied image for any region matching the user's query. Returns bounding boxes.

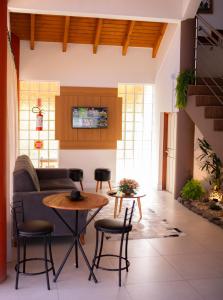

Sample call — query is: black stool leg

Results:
[125,233,129,272]
[15,238,20,289]
[108,180,112,191]
[96,181,99,192]
[89,229,99,281]
[80,181,84,191]
[23,237,27,273]
[96,232,104,268]
[119,233,125,287]
[48,235,55,275]
[44,236,50,290]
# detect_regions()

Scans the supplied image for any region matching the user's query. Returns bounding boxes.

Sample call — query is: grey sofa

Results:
[13,155,88,237]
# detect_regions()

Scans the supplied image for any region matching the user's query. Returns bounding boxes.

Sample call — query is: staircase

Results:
[184,15,223,161]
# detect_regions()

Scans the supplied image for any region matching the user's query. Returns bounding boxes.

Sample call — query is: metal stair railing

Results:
[195,14,223,105]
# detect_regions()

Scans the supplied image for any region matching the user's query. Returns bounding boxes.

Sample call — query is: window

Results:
[117,84,153,190]
[19,81,60,168]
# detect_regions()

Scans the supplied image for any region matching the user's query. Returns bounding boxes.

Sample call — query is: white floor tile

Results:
[164,254,223,279]
[4,190,223,299]
[122,256,183,285]
[126,281,202,300]
[189,278,223,300]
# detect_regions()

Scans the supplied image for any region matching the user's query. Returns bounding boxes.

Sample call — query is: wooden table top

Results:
[43,192,108,211]
[107,190,146,199]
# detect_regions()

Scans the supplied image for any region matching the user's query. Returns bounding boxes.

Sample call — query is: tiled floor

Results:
[2,190,223,299]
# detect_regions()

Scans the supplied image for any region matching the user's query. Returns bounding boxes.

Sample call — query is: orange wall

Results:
[0,0,7,282]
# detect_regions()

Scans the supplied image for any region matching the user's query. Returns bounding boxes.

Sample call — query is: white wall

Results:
[153,24,181,189]
[9,0,184,23]
[20,41,156,87]
[60,150,116,188]
[20,41,156,187]
[193,126,210,189]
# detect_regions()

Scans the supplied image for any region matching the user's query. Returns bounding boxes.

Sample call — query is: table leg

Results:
[114,197,118,218]
[137,197,142,220]
[75,211,78,268]
[119,197,123,214]
[52,207,102,283]
[53,238,76,282]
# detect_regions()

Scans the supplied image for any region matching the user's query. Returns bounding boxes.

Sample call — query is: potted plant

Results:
[176,69,195,109]
[119,178,139,195]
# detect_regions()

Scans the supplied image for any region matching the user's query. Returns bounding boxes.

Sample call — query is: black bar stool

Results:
[94,168,111,192]
[89,201,135,286]
[69,168,84,191]
[12,200,55,290]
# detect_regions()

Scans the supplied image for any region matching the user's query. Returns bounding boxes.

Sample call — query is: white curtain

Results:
[6,39,18,261]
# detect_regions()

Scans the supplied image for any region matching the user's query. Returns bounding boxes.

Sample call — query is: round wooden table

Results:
[43,192,108,283]
[107,191,146,220]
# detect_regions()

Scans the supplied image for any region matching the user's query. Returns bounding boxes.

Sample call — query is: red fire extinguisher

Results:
[32,98,44,131]
[36,111,43,131]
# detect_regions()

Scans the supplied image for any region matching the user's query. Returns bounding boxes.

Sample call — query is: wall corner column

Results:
[174,18,196,198]
[0,0,8,283]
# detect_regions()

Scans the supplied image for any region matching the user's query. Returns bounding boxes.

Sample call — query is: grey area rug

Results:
[92,199,184,240]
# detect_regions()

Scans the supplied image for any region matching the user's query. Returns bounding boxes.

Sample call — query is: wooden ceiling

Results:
[10,13,167,57]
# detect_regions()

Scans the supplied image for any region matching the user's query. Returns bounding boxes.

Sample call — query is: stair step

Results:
[196,77,223,85]
[188,85,223,96]
[196,95,223,106]
[205,106,223,119]
[214,119,223,131]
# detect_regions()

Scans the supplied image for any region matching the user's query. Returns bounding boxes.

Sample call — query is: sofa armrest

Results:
[36,168,69,180]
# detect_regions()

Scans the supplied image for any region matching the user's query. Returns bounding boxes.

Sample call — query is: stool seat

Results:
[69,169,83,181]
[94,168,112,192]
[95,219,132,234]
[94,168,111,181]
[18,220,53,237]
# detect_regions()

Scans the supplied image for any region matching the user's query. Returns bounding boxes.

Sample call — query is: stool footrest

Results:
[15,258,54,276]
[94,254,130,271]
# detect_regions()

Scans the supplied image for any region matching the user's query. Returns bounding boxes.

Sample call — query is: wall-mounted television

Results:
[72,107,108,129]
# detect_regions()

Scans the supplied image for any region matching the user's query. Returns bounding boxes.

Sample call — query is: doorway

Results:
[162,112,177,194]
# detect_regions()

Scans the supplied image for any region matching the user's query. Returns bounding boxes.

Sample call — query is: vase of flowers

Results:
[119,178,139,195]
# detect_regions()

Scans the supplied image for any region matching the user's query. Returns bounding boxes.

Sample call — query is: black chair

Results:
[94,168,111,192]
[12,200,55,290]
[89,201,135,286]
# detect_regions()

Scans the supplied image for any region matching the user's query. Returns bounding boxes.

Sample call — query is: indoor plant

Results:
[181,179,205,201]
[197,138,223,190]
[176,69,195,109]
[119,178,139,195]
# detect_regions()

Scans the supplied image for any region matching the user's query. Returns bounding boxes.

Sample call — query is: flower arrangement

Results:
[119,178,139,195]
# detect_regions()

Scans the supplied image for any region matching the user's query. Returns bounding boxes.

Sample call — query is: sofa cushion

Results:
[39,178,76,190]
[13,155,40,192]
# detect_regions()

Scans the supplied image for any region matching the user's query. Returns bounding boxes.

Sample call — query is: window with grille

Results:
[19,81,60,168]
[117,84,153,189]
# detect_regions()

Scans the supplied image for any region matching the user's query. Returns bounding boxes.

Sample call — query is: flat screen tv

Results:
[72,107,108,128]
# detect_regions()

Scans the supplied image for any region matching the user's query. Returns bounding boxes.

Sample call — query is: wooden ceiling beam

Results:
[152,23,167,58]
[62,16,70,52]
[30,14,35,50]
[122,20,135,56]
[93,18,103,54]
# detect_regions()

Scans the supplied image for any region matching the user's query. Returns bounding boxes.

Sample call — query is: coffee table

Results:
[107,191,146,220]
[43,192,108,283]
